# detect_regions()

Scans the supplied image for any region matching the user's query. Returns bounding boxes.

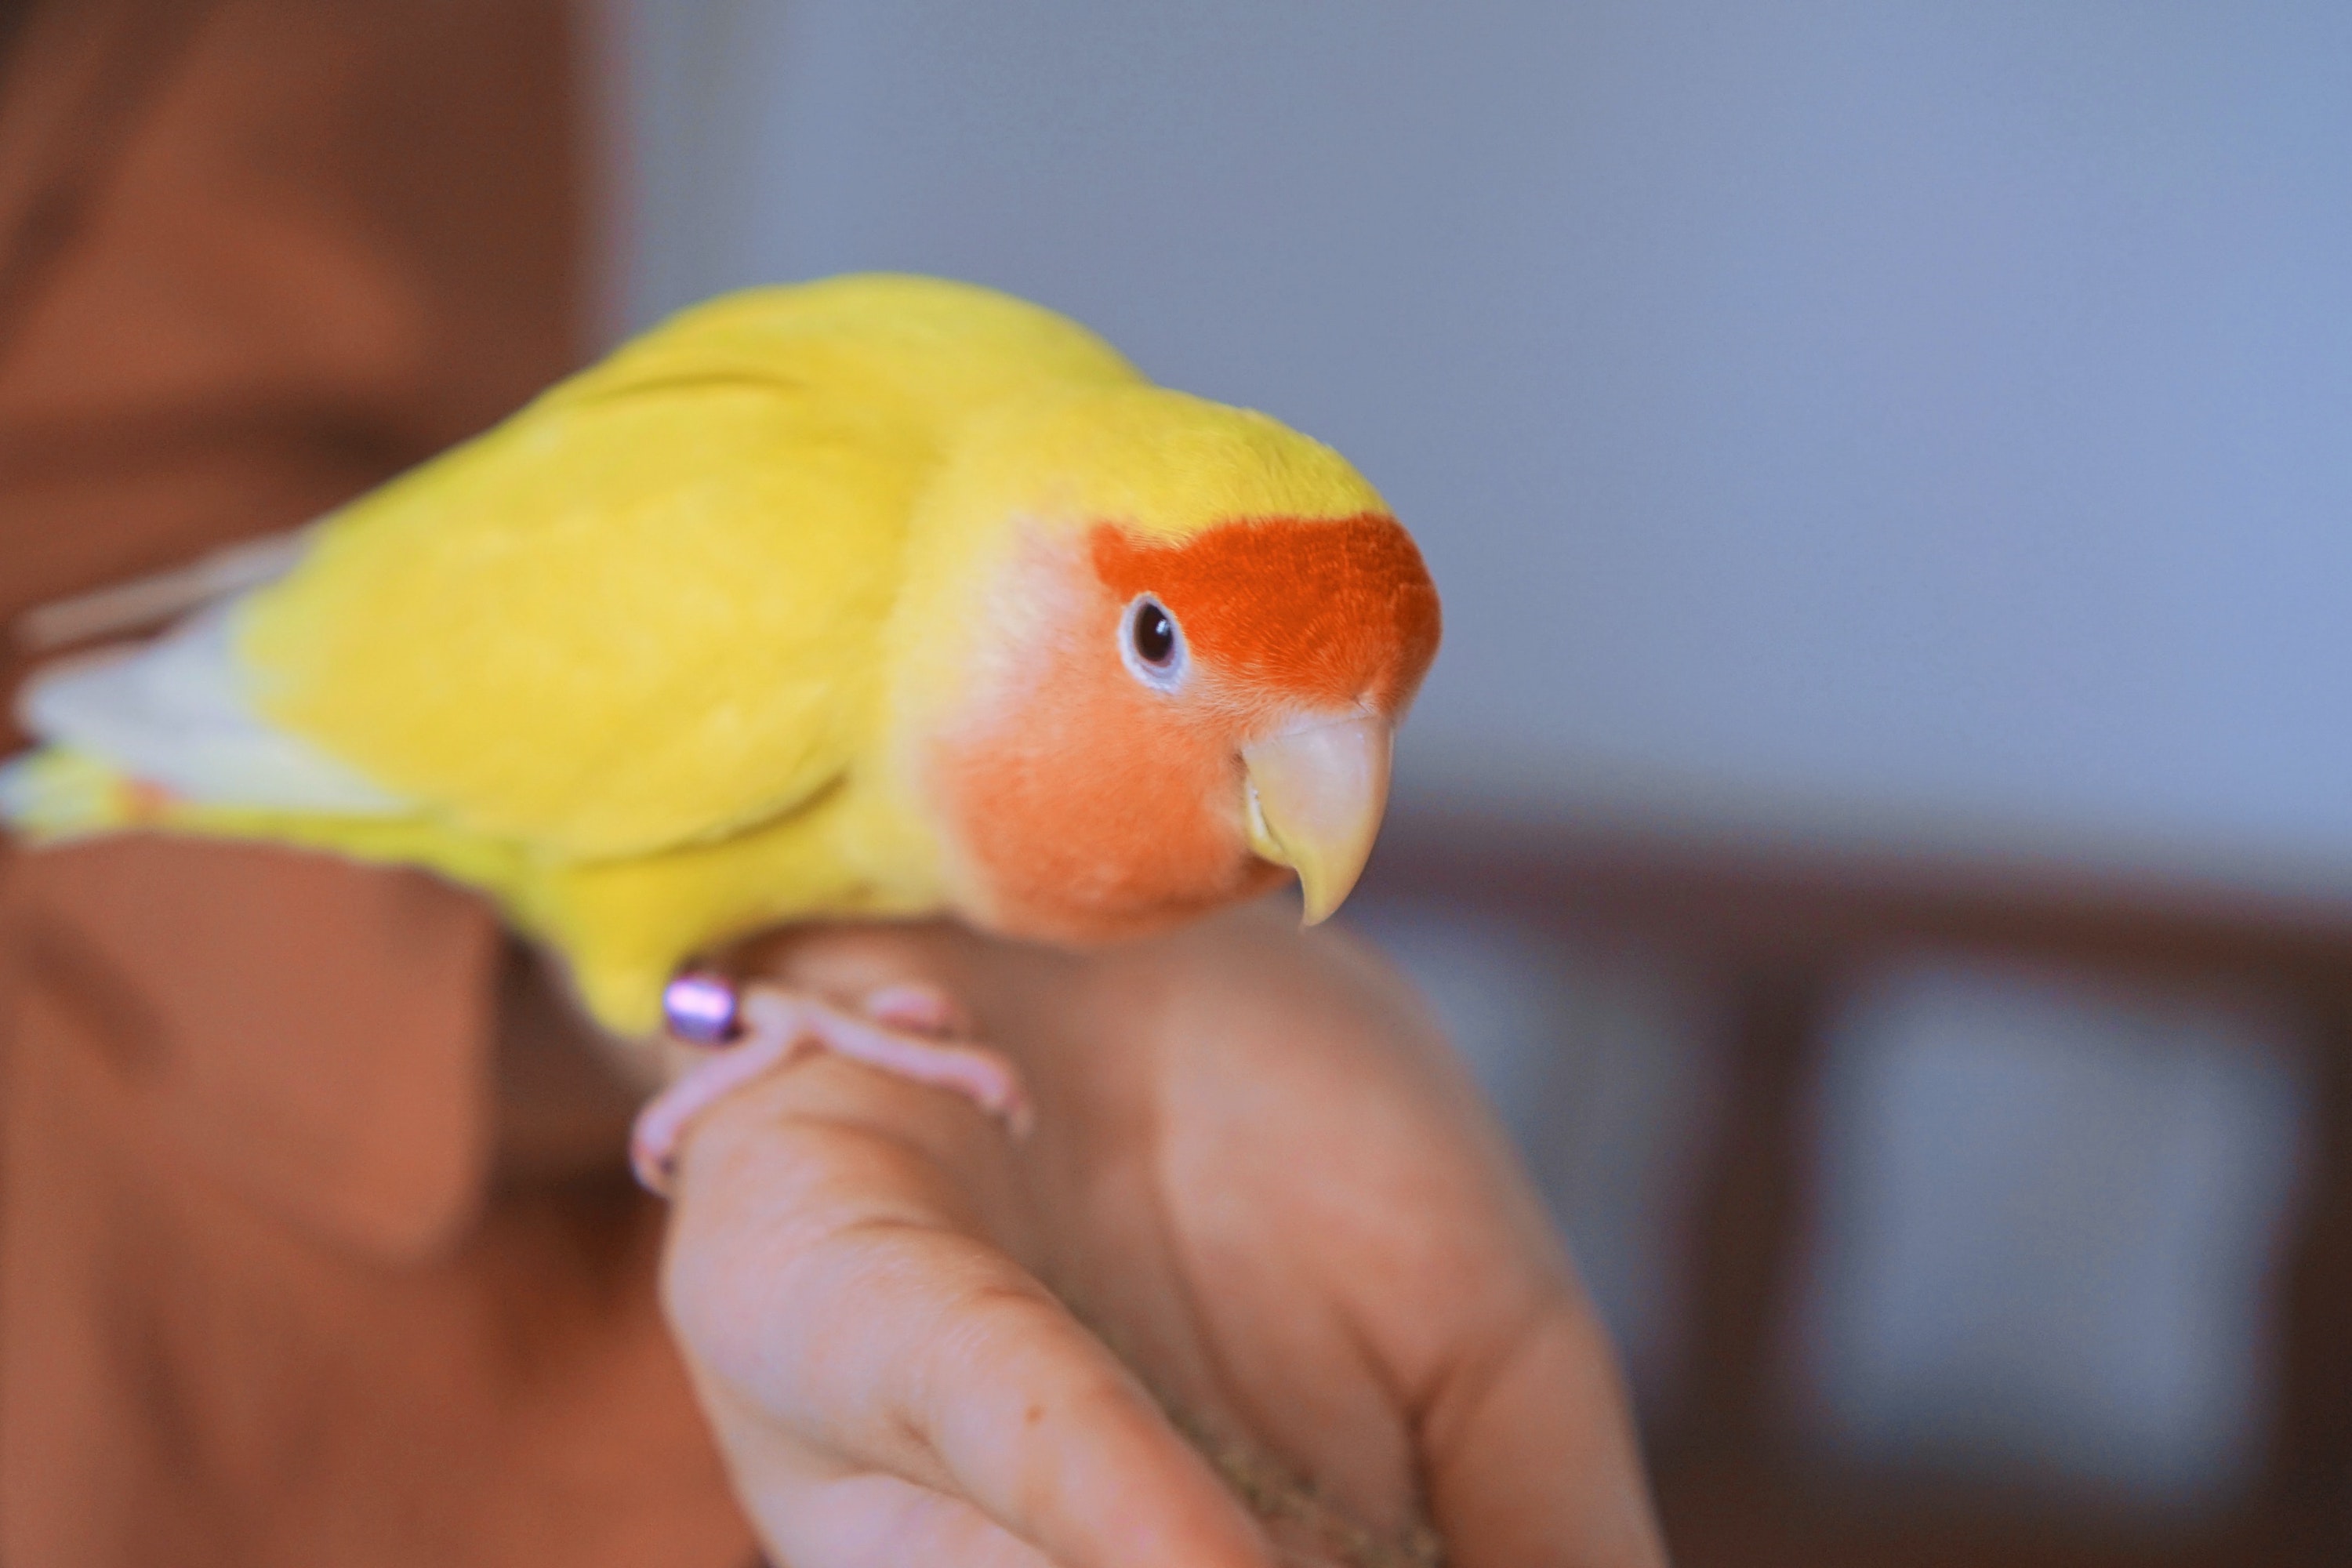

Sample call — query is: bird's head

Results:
[889,385,1440,941]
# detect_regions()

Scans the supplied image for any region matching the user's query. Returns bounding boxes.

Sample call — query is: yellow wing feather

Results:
[240,386,919,858]
[238,276,1143,862]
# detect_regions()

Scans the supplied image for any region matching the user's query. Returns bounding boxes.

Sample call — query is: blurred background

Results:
[602,2,2350,1562]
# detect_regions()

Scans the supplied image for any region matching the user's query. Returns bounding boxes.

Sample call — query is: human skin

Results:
[655,901,1668,1567]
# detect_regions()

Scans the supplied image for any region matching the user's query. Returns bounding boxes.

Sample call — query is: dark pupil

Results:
[1132,601,1176,665]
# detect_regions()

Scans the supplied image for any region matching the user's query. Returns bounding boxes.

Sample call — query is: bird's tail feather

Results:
[0,746,146,838]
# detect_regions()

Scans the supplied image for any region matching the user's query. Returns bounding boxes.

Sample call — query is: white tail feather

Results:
[15,604,408,815]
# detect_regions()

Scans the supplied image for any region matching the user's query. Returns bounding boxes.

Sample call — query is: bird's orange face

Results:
[927,511,1440,942]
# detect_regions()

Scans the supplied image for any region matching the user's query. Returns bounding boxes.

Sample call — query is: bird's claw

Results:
[631,978,1029,1196]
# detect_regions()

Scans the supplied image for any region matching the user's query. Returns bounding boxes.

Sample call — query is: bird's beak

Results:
[1241,713,1394,924]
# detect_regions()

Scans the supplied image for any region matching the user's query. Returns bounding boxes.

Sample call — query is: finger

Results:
[1135,916,1664,1563]
[1417,1297,1666,1568]
[724,1436,1062,1568]
[666,1083,1274,1568]
[775,1218,1276,1568]
[913,1268,1277,1568]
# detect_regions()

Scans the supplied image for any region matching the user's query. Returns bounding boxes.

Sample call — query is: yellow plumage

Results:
[2,275,1399,1033]
[245,276,1142,860]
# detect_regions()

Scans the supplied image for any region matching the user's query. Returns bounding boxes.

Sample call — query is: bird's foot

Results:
[630,976,1029,1195]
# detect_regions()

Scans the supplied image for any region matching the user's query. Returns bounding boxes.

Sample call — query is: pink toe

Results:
[805,1005,1030,1137]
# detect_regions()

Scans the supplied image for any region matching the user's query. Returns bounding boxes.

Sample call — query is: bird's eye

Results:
[1121,595,1188,689]
[1131,599,1176,665]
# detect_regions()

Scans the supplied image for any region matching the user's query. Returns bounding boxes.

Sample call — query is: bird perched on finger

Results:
[1,274,1439,1123]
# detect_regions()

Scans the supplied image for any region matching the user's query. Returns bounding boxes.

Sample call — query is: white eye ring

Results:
[1120,593,1189,691]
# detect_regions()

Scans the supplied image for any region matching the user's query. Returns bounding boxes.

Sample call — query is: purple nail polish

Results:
[663,971,741,1045]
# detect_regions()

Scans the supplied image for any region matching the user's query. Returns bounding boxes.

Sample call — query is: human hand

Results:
[657,901,1665,1567]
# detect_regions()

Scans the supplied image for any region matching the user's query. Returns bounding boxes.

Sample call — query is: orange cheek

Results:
[931,617,1279,942]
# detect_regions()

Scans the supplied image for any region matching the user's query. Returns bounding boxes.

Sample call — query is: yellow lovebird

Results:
[2,275,1440,1105]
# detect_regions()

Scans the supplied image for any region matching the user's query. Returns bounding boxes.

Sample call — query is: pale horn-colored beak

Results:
[1242,713,1395,924]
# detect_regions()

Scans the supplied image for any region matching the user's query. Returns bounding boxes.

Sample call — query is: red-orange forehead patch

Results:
[1089,514,1441,712]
